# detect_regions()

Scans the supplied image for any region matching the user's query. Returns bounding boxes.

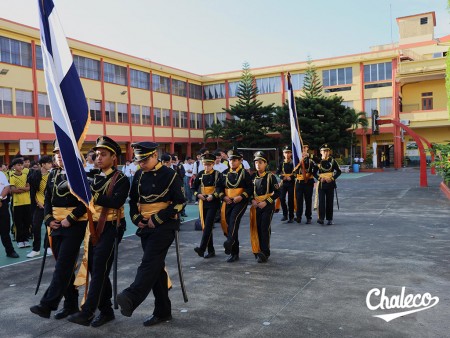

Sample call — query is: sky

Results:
[1,0,449,74]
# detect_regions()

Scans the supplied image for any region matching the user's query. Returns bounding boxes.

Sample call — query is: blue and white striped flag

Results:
[38,0,93,210]
[286,73,303,167]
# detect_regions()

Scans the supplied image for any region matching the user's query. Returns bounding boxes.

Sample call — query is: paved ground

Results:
[0,168,449,337]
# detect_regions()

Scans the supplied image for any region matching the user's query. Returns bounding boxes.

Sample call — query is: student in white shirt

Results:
[0,170,19,258]
[183,157,194,203]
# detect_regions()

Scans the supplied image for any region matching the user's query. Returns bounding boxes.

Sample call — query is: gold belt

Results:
[225,188,244,198]
[92,205,124,222]
[254,193,271,202]
[52,207,87,222]
[201,186,215,195]
[296,173,311,181]
[139,202,170,219]
[319,172,333,179]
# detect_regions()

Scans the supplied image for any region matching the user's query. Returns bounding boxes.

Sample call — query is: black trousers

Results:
[31,207,45,252]
[0,200,14,255]
[255,204,274,257]
[279,184,294,219]
[295,181,314,220]
[40,223,86,310]
[13,204,31,243]
[82,222,121,316]
[199,205,218,253]
[318,188,335,221]
[121,228,175,318]
[224,199,248,255]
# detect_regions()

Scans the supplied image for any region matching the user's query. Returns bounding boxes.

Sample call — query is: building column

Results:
[362,133,367,159]
[392,58,402,169]
[170,142,175,153]
[126,142,133,161]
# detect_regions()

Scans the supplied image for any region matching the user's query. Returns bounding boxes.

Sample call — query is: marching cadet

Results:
[117,142,185,327]
[218,150,253,263]
[313,144,341,225]
[292,144,315,224]
[192,153,222,258]
[30,140,87,320]
[250,151,279,263]
[276,146,295,223]
[68,136,129,327]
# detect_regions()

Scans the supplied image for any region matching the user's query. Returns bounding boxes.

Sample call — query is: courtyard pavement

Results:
[0,168,449,337]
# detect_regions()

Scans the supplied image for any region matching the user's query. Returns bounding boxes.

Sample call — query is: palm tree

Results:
[348,110,368,165]
[204,123,225,148]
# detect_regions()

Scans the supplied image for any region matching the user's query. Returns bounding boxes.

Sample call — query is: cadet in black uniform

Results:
[250,151,279,263]
[276,146,295,223]
[68,136,129,327]
[313,144,341,225]
[192,153,222,258]
[117,142,185,327]
[30,141,87,320]
[292,144,315,224]
[217,150,253,263]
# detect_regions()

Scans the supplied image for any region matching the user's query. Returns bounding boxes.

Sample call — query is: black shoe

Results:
[226,254,239,263]
[54,307,78,320]
[306,218,312,224]
[256,252,268,263]
[204,251,215,259]
[295,217,301,223]
[143,314,172,327]
[317,219,324,225]
[223,240,232,255]
[281,216,287,221]
[91,313,115,327]
[116,292,134,317]
[194,247,205,257]
[30,304,51,319]
[181,212,187,217]
[287,218,294,223]
[327,220,334,226]
[67,311,94,326]
[6,251,19,258]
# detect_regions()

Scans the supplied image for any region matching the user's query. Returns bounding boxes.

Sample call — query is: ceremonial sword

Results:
[175,229,188,303]
[35,231,50,295]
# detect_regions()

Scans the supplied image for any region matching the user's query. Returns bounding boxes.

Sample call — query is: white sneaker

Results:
[27,250,41,258]
[23,241,31,248]
[17,242,25,248]
[46,248,53,256]
[195,201,198,205]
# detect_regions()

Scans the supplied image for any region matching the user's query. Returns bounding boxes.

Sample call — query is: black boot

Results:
[67,311,95,326]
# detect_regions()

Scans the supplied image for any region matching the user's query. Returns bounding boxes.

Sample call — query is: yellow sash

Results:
[139,202,171,219]
[296,173,312,181]
[314,172,334,211]
[199,186,215,231]
[220,188,244,236]
[92,205,124,222]
[52,207,87,221]
[249,193,271,254]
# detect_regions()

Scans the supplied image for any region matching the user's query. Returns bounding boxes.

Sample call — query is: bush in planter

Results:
[431,143,450,185]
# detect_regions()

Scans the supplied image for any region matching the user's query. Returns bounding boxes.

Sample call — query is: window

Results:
[216,112,226,125]
[364,62,392,82]
[180,111,187,128]
[322,67,352,87]
[228,81,240,97]
[131,105,140,124]
[364,99,377,117]
[117,103,128,123]
[89,99,102,122]
[196,113,203,129]
[105,101,116,122]
[142,106,151,125]
[256,76,281,94]
[203,83,225,100]
[162,109,170,126]
[38,93,51,117]
[379,97,392,116]
[190,112,196,128]
[342,101,353,109]
[364,83,392,89]
[153,108,161,126]
[285,73,306,91]
[189,83,202,100]
[0,36,32,67]
[420,17,428,25]
[104,62,127,85]
[172,79,186,97]
[73,55,100,80]
[152,74,170,93]
[35,45,43,70]
[204,113,215,129]
[0,87,13,115]
[16,90,33,116]
[422,93,433,110]
[173,110,180,127]
[130,69,149,89]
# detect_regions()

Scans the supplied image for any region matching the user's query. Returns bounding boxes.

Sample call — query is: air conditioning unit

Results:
[400,119,410,126]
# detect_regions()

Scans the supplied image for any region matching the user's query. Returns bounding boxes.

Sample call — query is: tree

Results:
[348,110,369,164]
[204,123,225,148]
[223,62,275,148]
[301,60,324,100]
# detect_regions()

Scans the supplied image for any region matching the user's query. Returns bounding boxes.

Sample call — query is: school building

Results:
[0,11,448,167]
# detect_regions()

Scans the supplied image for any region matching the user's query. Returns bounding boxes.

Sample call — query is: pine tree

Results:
[302,61,324,99]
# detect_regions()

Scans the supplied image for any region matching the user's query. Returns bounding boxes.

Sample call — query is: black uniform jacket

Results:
[192,169,222,207]
[218,165,253,200]
[313,157,342,189]
[252,171,280,204]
